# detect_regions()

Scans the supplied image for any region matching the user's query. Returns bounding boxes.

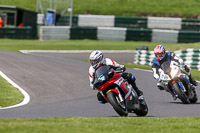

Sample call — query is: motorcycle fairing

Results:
[114,77,134,102]
[98,72,121,91]
[179,74,190,83]
[106,89,119,95]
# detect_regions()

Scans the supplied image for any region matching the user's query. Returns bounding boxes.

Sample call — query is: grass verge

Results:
[0,0,200,18]
[0,75,24,107]
[1,39,200,52]
[0,117,200,133]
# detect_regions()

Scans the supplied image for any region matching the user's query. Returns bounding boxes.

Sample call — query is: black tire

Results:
[173,82,190,104]
[189,89,198,103]
[107,91,128,116]
[134,100,148,116]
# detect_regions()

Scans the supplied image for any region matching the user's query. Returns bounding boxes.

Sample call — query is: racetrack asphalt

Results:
[0,50,199,118]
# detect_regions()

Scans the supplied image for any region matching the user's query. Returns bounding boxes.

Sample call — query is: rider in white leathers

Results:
[89,50,144,104]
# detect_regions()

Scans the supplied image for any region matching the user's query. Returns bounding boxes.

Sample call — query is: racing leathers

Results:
[152,51,197,92]
[89,58,143,104]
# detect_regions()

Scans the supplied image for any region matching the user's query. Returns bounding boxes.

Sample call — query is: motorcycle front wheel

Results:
[107,91,128,117]
[173,82,190,104]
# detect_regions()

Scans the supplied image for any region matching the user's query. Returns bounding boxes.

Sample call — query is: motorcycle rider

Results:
[89,50,144,104]
[151,45,198,99]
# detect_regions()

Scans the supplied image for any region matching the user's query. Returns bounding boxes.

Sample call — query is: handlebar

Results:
[109,65,125,73]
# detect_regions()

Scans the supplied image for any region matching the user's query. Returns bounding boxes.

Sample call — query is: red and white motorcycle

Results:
[93,65,148,116]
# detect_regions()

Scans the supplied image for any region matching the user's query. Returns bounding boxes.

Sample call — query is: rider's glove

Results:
[120,65,126,72]
[179,63,185,71]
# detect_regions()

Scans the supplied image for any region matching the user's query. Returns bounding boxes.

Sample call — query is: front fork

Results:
[105,87,124,103]
[105,86,140,111]
[115,87,124,103]
[170,80,186,96]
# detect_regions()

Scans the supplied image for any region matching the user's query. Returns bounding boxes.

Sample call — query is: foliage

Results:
[0,0,200,18]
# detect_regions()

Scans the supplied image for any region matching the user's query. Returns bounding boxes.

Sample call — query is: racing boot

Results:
[131,81,144,101]
[97,92,107,104]
[189,75,198,86]
[157,82,164,90]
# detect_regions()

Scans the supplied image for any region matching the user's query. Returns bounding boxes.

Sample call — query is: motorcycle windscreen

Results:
[161,61,171,74]
[93,66,110,87]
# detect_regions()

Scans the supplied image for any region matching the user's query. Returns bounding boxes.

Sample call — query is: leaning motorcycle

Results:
[93,65,148,116]
[159,61,198,104]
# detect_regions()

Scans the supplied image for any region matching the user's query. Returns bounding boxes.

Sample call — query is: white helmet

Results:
[89,50,104,69]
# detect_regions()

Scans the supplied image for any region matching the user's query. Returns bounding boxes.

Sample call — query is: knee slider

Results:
[127,73,136,82]
[131,75,136,82]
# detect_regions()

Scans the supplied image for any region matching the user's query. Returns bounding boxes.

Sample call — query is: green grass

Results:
[1,39,200,52]
[73,0,200,18]
[0,0,200,18]
[0,117,200,133]
[0,75,24,107]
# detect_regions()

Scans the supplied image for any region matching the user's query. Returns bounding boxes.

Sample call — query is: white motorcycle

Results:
[158,60,198,104]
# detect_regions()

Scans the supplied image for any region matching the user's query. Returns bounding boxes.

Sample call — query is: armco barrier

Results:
[147,17,182,30]
[70,26,97,40]
[178,31,200,43]
[56,16,78,26]
[40,26,70,40]
[40,26,200,43]
[40,26,97,41]
[52,15,200,43]
[115,16,147,29]
[126,28,152,41]
[0,27,34,39]
[78,15,115,27]
[97,27,126,41]
[181,19,200,31]
[55,15,200,31]
[175,49,200,70]
[134,49,200,70]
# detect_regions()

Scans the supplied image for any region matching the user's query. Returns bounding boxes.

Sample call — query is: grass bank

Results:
[1,39,200,52]
[0,0,200,18]
[0,117,200,133]
[0,75,24,107]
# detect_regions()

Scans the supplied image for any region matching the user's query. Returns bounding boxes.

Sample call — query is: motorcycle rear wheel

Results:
[107,91,128,117]
[134,100,148,116]
[189,89,198,103]
[173,82,190,104]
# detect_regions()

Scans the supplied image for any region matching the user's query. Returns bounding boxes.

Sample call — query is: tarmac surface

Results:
[0,51,199,118]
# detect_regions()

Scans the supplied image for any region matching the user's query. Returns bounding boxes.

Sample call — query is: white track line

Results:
[20,50,137,54]
[133,68,152,72]
[0,71,30,110]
